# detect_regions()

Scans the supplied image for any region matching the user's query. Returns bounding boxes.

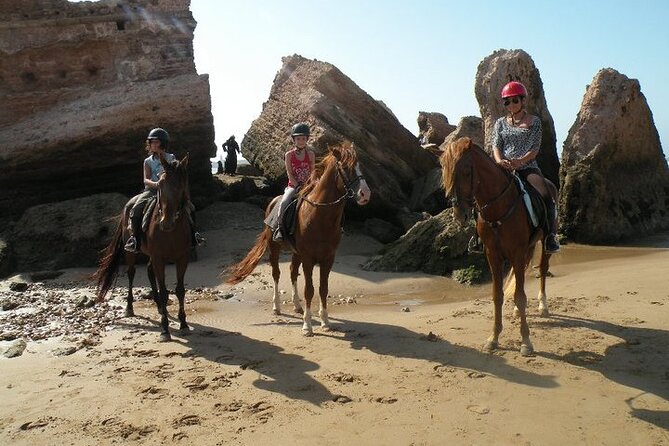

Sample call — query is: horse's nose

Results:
[357,183,371,205]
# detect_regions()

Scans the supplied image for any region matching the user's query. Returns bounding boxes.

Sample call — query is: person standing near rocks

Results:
[222,135,240,175]
[124,127,204,253]
[273,122,315,241]
[492,81,560,253]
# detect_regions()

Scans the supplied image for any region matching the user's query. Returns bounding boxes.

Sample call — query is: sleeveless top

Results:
[491,115,542,170]
[288,149,311,187]
[144,152,176,187]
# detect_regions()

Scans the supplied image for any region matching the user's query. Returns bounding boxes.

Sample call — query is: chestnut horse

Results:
[93,153,192,342]
[226,142,371,335]
[440,137,554,356]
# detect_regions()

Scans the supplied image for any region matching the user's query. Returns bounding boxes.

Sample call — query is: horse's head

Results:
[157,153,189,232]
[331,141,371,206]
[440,137,476,225]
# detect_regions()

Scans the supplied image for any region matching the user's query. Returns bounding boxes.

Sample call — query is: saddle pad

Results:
[515,176,539,228]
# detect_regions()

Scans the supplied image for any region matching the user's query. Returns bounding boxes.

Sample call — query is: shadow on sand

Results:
[535,314,669,430]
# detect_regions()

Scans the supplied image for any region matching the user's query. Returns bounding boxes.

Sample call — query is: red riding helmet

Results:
[501,81,527,98]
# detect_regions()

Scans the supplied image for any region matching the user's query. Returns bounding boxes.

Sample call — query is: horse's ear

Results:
[181,153,189,168]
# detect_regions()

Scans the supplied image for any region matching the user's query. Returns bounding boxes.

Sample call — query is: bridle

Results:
[156,175,187,225]
[452,151,521,228]
[302,161,365,207]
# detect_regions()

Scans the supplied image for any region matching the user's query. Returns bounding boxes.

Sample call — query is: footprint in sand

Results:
[172,415,201,428]
[137,386,169,399]
[183,376,209,392]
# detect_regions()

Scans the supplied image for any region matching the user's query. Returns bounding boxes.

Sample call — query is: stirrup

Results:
[545,234,560,253]
[124,236,139,253]
[194,232,206,246]
[272,229,283,242]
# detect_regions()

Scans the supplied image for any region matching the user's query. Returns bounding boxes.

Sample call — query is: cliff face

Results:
[0,0,216,216]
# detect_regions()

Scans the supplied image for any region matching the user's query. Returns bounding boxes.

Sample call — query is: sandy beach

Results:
[1,202,668,445]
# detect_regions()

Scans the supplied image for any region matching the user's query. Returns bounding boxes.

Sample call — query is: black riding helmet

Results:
[291,122,310,138]
[147,127,170,148]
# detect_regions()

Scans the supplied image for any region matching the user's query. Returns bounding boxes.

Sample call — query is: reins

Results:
[302,162,364,207]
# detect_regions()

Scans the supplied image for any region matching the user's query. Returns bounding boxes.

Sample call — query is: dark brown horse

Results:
[226,142,371,335]
[441,137,554,356]
[94,153,192,342]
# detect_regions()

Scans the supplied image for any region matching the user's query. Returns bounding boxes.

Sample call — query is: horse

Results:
[440,137,555,356]
[226,141,371,335]
[93,153,192,342]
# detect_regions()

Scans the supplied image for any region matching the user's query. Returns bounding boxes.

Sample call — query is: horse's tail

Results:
[225,226,272,285]
[503,243,537,299]
[92,215,124,302]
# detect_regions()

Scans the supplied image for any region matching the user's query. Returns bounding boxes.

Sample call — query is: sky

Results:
[189,0,669,163]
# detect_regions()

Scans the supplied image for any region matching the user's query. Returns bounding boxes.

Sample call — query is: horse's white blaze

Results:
[272,280,281,314]
[303,308,313,333]
[355,164,371,205]
[291,281,302,312]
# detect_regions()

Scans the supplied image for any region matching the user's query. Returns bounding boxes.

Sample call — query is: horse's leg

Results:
[290,253,303,314]
[537,245,550,317]
[512,259,533,356]
[269,242,282,315]
[153,261,171,342]
[301,260,316,336]
[318,258,334,331]
[125,253,136,317]
[147,260,159,311]
[484,255,505,352]
[175,258,190,334]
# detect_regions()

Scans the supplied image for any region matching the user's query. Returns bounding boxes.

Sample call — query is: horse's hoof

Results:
[159,333,172,342]
[484,340,498,352]
[272,309,281,316]
[539,308,550,317]
[520,344,534,357]
[294,307,304,315]
[180,326,191,335]
[321,325,331,332]
[124,310,135,318]
[302,329,314,337]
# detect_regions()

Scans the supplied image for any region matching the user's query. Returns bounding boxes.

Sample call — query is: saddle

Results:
[264,198,300,248]
[514,175,550,234]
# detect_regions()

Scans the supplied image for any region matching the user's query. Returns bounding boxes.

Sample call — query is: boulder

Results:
[417,112,456,146]
[559,68,669,244]
[475,49,560,187]
[363,218,404,244]
[363,209,488,282]
[0,237,13,278]
[241,55,439,219]
[442,116,485,151]
[12,193,129,271]
[0,0,216,218]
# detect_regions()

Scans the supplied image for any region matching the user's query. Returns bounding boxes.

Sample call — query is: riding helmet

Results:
[501,81,528,98]
[291,122,310,138]
[147,128,170,147]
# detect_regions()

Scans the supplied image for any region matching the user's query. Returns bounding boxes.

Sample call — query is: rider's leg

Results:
[527,172,560,253]
[274,186,296,241]
[125,191,150,252]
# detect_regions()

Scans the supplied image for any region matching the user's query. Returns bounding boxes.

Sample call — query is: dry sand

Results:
[1,202,668,445]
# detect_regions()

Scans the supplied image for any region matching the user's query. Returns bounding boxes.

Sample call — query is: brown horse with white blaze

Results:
[441,137,554,356]
[226,141,371,335]
[93,153,192,342]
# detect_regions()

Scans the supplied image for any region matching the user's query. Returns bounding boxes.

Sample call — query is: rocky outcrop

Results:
[12,193,129,271]
[363,209,488,283]
[559,68,669,244]
[241,55,438,219]
[442,116,484,151]
[475,49,560,187]
[0,0,216,217]
[417,112,456,146]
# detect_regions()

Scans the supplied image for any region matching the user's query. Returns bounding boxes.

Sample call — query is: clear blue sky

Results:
[190,1,668,161]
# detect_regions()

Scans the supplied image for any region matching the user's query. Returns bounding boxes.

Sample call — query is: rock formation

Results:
[559,68,669,244]
[441,116,484,151]
[475,49,560,187]
[417,112,455,146]
[0,0,216,217]
[241,55,439,219]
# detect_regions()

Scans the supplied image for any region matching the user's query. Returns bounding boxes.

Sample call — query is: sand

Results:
[1,202,668,445]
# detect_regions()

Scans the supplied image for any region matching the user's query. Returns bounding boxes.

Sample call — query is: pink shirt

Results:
[288,149,312,187]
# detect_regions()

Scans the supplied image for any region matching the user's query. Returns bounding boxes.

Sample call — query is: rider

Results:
[273,122,316,241]
[124,128,205,253]
[492,81,560,253]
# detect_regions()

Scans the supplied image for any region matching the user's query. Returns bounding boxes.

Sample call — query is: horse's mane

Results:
[440,137,474,196]
[299,141,357,198]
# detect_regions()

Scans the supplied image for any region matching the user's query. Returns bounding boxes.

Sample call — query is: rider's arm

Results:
[285,151,298,186]
[143,160,159,189]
